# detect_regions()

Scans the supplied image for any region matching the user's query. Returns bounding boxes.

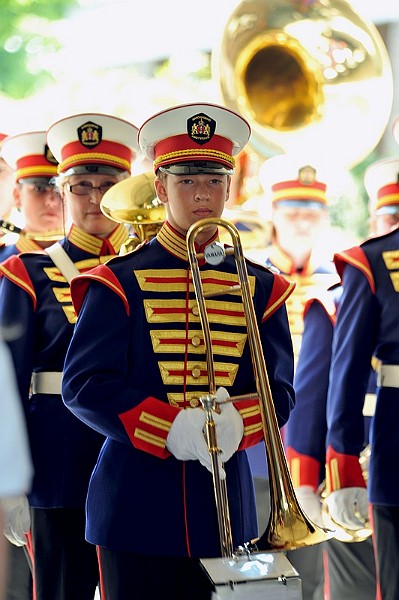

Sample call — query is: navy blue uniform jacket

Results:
[0,223,129,509]
[326,228,399,505]
[62,222,296,558]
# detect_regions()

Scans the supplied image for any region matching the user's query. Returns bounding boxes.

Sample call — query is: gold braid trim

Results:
[154,148,235,169]
[17,166,58,178]
[58,152,130,173]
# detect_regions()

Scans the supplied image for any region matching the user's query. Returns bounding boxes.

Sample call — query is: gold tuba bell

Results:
[100,172,165,254]
[187,217,333,557]
[212,0,393,169]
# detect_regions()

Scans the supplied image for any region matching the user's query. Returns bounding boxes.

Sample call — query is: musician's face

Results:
[374,213,399,236]
[272,204,328,257]
[155,173,231,244]
[61,173,122,238]
[14,180,64,233]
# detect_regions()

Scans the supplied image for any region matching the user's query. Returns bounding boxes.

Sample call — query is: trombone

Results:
[186,217,332,559]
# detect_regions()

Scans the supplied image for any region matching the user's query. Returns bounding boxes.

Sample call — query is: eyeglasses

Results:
[67,182,115,196]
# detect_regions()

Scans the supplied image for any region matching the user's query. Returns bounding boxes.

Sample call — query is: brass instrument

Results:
[186,217,332,557]
[213,0,393,169]
[100,172,165,253]
[0,219,63,242]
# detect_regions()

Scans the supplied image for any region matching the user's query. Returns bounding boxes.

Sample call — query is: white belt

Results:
[377,364,399,389]
[31,372,63,395]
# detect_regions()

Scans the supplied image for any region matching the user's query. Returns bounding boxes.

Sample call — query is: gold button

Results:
[192,367,201,378]
[191,336,201,347]
[190,398,199,408]
[192,305,199,316]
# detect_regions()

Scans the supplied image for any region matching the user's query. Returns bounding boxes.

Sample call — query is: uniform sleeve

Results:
[285,299,332,490]
[325,262,377,492]
[62,277,179,459]
[231,274,296,450]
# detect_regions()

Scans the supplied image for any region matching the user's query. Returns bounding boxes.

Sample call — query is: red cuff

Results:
[119,397,180,458]
[286,447,320,491]
[325,445,366,493]
[236,399,264,449]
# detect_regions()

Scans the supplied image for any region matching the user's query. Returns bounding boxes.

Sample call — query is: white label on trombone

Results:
[204,242,225,265]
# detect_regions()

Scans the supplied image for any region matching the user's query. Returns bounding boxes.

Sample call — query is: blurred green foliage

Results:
[0,0,78,98]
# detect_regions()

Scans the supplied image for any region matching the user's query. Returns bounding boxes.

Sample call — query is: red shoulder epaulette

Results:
[70,264,130,316]
[0,255,36,310]
[333,247,375,294]
[262,272,295,321]
[303,291,336,325]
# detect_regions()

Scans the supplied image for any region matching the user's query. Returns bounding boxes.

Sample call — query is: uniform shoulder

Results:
[105,239,150,269]
[360,226,399,248]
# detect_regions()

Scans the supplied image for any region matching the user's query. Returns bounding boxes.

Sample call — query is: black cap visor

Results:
[158,161,234,176]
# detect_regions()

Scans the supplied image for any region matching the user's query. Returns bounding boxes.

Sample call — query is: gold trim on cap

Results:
[154,148,235,169]
[58,152,131,173]
[17,165,58,178]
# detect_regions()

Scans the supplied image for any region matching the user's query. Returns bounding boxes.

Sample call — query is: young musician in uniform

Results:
[0,129,64,600]
[325,153,399,600]
[0,113,140,600]
[0,131,64,261]
[61,102,296,600]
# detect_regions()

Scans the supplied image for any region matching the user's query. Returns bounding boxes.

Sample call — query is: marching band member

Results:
[62,102,296,600]
[286,282,378,600]
[0,131,64,261]
[0,112,140,600]
[247,154,339,600]
[325,153,399,600]
[0,129,65,600]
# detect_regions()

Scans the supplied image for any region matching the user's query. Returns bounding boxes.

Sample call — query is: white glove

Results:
[166,408,212,473]
[1,495,30,546]
[214,387,244,462]
[295,485,323,528]
[325,487,368,531]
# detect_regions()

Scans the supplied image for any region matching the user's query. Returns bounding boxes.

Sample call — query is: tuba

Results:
[212,0,393,169]
[100,172,165,254]
[186,217,333,558]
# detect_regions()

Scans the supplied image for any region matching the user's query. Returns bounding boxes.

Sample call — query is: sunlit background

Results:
[1,0,399,243]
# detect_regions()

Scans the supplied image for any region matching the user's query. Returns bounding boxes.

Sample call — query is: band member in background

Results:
[0,112,140,600]
[62,102,296,600]
[0,129,65,600]
[283,155,399,599]
[246,154,339,600]
[0,131,64,262]
[325,153,399,600]
[285,280,378,599]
